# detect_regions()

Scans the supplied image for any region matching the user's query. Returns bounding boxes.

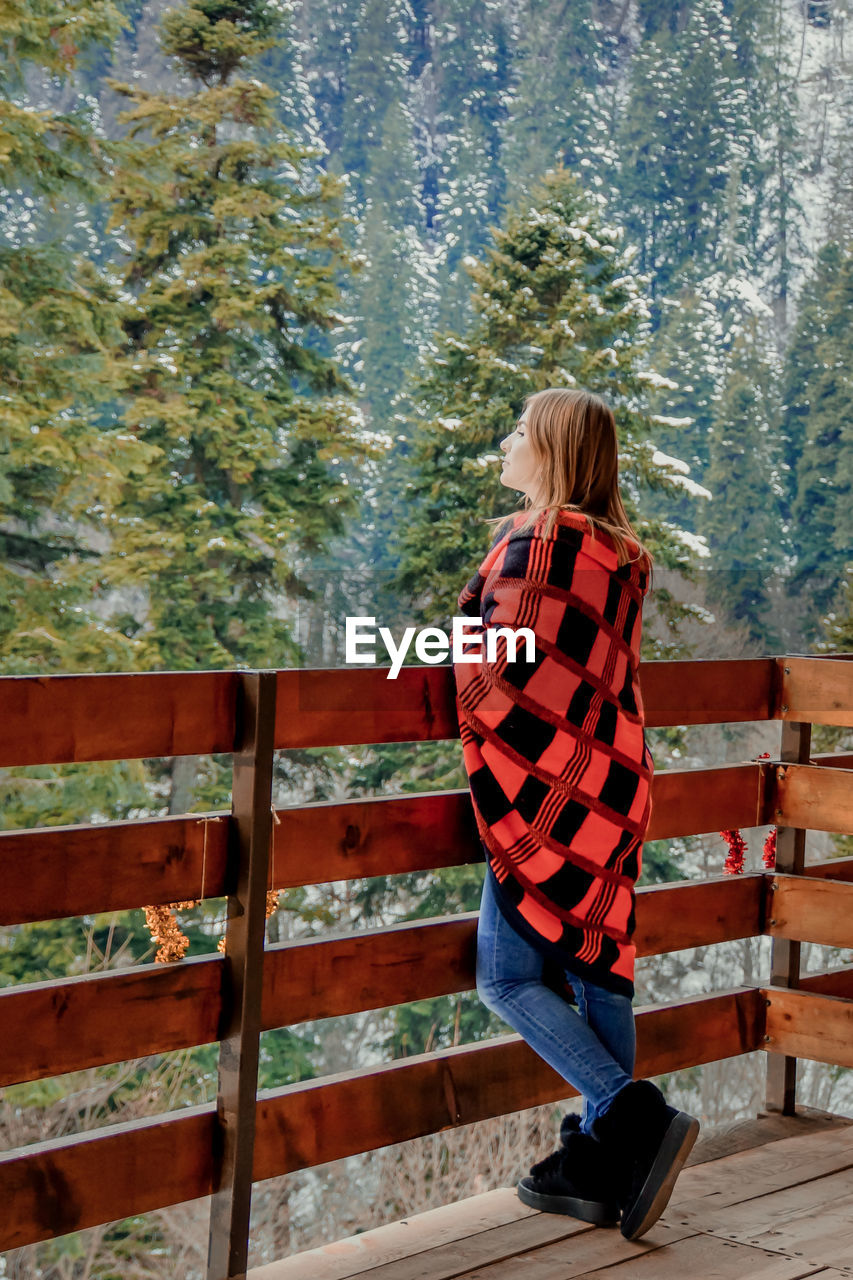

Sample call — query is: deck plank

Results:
[248,1190,589,1280]
[685,1107,850,1166]
[745,1202,853,1273]
[249,1115,853,1280]
[568,1233,844,1279]
[449,1220,695,1279]
[693,1167,853,1231]
[670,1121,853,1217]
[341,1215,597,1280]
[688,1176,853,1274]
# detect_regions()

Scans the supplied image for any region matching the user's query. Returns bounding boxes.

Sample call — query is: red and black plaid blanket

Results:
[454,508,653,997]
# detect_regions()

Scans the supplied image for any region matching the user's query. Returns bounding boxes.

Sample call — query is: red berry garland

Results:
[762,827,777,869]
[720,828,746,875]
[721,753,776,874]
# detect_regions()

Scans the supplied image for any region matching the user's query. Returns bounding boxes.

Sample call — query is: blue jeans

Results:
[476,871,635,1133]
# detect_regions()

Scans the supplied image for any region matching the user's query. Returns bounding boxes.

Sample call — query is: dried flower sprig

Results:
[146,810,282,962]
[143,903,194,963]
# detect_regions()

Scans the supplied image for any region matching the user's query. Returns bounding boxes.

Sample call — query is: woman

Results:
[453,387,699,1242]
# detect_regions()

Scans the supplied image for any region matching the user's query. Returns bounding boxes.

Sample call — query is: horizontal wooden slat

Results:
[253,987,765,1179]
[634,986,765,1077]
[640,658,775,727]
[800,964,853,999]
[0,672,237,766]
[272,790,479,887]
[0,1106,214,1251]
[261,916,476,1029]
[813,751,853,768]
[765,987,853,1069]
[774,763,853,835]
[766,875,853,949]
[635,874,764,955]
[779,656,853,727]
[0,987,763,1250]
[0,957,224,1087]
[274,666,460,748]
[0,812,231,925]
[801,855,853,882]
[646,763,764,839]
[0,877,767,1088]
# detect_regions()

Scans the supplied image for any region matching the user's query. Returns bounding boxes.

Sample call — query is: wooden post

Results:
[207,671,277,1280]
[765,713,811,1116]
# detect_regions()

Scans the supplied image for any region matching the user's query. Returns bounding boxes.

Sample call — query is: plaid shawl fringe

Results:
[454,508,653,996]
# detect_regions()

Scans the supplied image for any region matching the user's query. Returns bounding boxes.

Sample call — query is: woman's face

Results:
[500,412,542,500]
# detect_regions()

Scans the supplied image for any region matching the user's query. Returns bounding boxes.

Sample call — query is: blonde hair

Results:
[487,387,653,575]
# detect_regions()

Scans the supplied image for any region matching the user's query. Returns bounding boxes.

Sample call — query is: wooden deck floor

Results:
[249,1110,853,1280]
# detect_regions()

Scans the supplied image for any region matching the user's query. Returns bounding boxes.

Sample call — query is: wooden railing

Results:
[1,656,852,1278]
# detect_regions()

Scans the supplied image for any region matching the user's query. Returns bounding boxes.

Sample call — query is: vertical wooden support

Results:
[207,671,277,1280]
[765,714,811,1116]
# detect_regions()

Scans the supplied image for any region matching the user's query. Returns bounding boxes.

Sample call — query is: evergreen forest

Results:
[1,0,852,1273]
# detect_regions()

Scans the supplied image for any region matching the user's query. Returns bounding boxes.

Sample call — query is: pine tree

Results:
[0,0,155,673]
[338,0,415,206]
[824,93,853,248]
[0,26,229,1262]
[637,282,721,492]
[634,0,695,38]
[778,244,839,526]
[633,0,801,566]
[423,0,513,329]
[640,271,785,563]
[392,165,702,628]
[343,6,425,424]
[702,311,786,647]
[755,0,808,337]
[786,241,853,619]
[286,0,364,163]
[501,0,618,217]
[614,0,752,305]
[103,0,369,669]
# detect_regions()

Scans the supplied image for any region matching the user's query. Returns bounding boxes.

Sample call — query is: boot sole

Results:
[620,1111,700,1241]
[517,1178,620,1226]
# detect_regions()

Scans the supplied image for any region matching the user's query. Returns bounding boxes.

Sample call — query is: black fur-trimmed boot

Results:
[591,1079,700,1241]
[516,1114,620,1226]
